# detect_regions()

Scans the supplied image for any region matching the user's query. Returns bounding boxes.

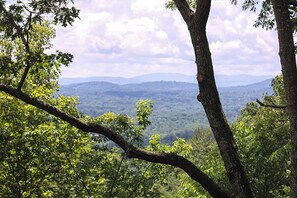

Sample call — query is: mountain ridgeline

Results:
[59,73,273,87]
[58,77,273,143]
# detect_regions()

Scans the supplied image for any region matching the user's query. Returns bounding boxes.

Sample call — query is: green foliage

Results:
[0,22,75,195]
[0,0,79,36]
[93,99,153,145]
[136,100,153,129]
[158,128,230,198]
[0,1,75,91]
[188,129,230,194]
[0,86,167,197]
[145,134,202,197]
[0,20,72,90]
[159,75,290,197]
[0,90,93,197]
[234,0,297,36]
[166,0,196,10]
[148,134,192,158]
[233,75,290,197]
[1,0,293,197]
[0,2,167,196]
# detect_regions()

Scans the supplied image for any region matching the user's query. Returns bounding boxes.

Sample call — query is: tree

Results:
[234,75,291,197]
[0,0,296,197]
[0,89,94,197]
[0,1,179,197]
[167,0,254,196]
[0,90,168,197]
[161,75,291,197]
[0,1,229,197]
[173,75,291,197]
[239,0,297,196]
[271,2,297,197]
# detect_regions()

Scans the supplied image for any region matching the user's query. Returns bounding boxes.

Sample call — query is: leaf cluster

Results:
[233,75,290,197]
[0,1,76,91]
[233,0,297,34]
[166,0,196,10]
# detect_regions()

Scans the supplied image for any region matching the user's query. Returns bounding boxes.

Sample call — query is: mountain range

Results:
[59,73,273,87]
[58,78,273,143]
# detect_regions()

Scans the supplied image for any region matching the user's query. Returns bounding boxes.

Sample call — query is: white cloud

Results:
[131,0,167,14]
[52,0,280,78]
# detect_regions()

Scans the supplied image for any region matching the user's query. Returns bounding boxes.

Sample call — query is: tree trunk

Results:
[191,31,254,198]
[271,0,297,197]
[173,0,254,197]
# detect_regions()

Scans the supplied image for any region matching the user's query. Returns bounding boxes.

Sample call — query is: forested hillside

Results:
[2,0,296,197]
[58,80,272,142]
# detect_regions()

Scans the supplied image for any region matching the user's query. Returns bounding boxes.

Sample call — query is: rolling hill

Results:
[58,79,273,143]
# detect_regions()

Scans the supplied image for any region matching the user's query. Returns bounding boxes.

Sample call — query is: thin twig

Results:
[26,165,51,198]
[108,154,125,198]
[127,163,152,198]
[64,150,92,197]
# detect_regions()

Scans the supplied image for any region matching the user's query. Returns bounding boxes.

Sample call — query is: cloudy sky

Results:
[52,0,280,78]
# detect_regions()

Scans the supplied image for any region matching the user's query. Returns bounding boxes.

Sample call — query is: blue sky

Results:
[53,0,280,78]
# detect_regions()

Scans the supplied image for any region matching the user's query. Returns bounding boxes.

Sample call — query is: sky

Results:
[52,0,280,78]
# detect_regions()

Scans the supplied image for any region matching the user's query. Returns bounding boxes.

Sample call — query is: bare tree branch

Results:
[17,61,31,90]
[0,84,230,198]
[256,99,287,109]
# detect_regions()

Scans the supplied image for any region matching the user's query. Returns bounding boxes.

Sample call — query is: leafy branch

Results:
[0,3,31,90]
[0,84,229,198]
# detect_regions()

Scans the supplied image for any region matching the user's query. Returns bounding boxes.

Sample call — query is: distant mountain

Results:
[59,73,274,87]
[58,79,273,143]
[215,74,273,87]
[60,79,271,93]
[132,73,195,83]
[133,73,274,87]
[219,79,272,93]
[58,76,141,85]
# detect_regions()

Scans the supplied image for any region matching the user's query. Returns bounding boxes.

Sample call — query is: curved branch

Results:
[0,84,229,198]
[256,99,287,109]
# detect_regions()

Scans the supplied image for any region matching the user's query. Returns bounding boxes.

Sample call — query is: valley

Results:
[58,79,273,143]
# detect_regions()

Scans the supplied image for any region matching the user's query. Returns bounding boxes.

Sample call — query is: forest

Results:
[0,0,297,198]
[58,80,272,143]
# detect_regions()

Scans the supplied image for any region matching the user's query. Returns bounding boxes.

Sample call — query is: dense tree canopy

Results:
[1,0,297,197]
